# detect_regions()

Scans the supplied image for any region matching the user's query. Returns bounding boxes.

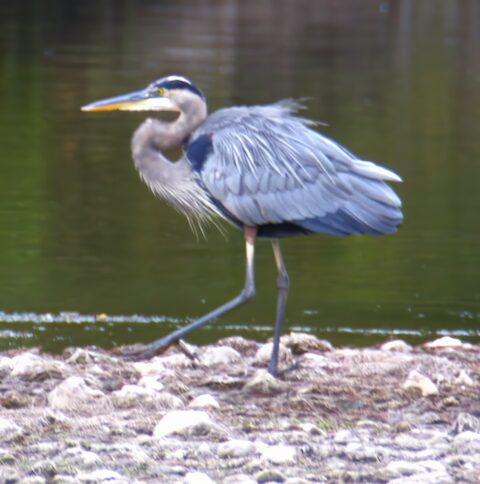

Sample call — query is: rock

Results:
[65,348,93,365]
[138,375,164,392]
[453,431,480,453]
[10,352,67,381]
[189,394,220,409]
[184,471,216,484]
[0,357,13,377]
[243,370,287,395]
[153,410,214,438]
[381,340,412,352]
[281,332,333,354]
[424,336,464,349]
[62,447,103,469]
[112,384,181,409]
[0,466,20,483]
[30,460,57,478]
[455,370,474,386]
[384,460,448,479]
[394,433,427,450]
[453,412,480,433]
[343,442,383,461]
[218,439,256,458]
[217,336,259,355]
[22,477,46,484]
[260,444,296,464]
[223,475,256,484]
[76,469,128,483]
[253,342,292,367]
[48,376,107,410]
[333,429,358,444]
[199,346,242,367]
[53,476,76,484]
[403,370,439,397]
[0,417,23,442]
[254,468,287,482]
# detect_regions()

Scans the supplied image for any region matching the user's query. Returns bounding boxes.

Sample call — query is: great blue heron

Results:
[82,75,403,376]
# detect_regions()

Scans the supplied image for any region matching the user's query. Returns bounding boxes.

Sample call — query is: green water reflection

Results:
[0,0,479,351]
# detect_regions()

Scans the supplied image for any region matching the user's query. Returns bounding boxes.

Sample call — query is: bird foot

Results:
[116,338,197,362]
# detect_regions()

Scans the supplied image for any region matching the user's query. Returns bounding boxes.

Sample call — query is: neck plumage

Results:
[130,97,216,223]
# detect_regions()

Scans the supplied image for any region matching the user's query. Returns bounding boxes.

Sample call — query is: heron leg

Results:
[268,239,290,376]
[125,226,257,359]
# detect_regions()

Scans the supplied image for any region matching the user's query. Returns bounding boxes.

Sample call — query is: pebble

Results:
[48,376,107,410]
[223,475,256,484]
[76,469,128,483]
[138,375,165,392]
[281,332,334,354]
[0,417,23,442]
[254,468,287,482]
[189,394,220,409]
[153,410,214,438]
[184,471,216,484]
[253,342,292,367]
[424,336,464,349]
[403,370,439,397]
[112,384,182,409]
[218,439,257,458]
[381,340,412,352]
[10,352,67,380]
[384,459,448,479]
[243,369,287,395]
[453,431,480,453]
[453,412,480,433]
[200,346,242,367]
[260,443,296,464]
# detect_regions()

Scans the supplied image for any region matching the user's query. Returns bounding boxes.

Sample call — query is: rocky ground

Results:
[0,333,479,483]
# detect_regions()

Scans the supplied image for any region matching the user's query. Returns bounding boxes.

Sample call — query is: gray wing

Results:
[190,101,403,236]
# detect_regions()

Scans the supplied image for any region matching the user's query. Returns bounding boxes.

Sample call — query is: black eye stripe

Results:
[154,79,204,99]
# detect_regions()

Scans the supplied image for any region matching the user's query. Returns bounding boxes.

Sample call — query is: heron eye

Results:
[156,88,165,96]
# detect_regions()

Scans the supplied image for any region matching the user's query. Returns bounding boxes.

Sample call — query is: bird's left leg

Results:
[122,226,257,360]
[268,239,290,376]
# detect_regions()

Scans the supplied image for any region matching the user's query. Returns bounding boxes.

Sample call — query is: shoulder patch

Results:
[185,134,214,173]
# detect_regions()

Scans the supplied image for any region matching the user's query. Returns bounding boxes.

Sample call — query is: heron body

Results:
[82,75,403,376]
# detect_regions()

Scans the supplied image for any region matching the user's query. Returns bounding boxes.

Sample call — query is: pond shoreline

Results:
[0,334,479,483]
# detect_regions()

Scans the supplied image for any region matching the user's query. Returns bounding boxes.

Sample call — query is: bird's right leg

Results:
[122,226,257,360]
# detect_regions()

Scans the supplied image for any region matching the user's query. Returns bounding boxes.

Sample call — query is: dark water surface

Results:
[1,0,479,352]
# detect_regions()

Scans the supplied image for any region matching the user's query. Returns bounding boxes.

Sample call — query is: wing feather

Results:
[189,102,403,235]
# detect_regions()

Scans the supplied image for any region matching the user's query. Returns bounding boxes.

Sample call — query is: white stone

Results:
[112,384,179,409]
[384,460,448,479]
[253,342,292,366]
[424,336,464,349]
[281,332,334,353]
[62,447,102,468]
[200,346,241,367]
[218,439,256,458]
[381,340,412,352]
[453,431,480,452]
[0,356,12,376]
[184,472,216,484]
[0,417,22,442]
[223,475,256,484]
[334,429,358,444]
[138,375,164,392]
[153,410,213,438]
[403,370,439,397]
[76,469,127,483]
[11,352,67,380]
[260,444,296,464]
[455,370,474,386]
[189,394,220,409]
[48,376,106,410]
[243,369,286,395]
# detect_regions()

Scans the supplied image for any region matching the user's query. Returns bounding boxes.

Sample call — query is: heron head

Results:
[81,75,204,113]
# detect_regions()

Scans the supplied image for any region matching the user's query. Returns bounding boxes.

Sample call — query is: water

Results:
[1,0,479,352]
